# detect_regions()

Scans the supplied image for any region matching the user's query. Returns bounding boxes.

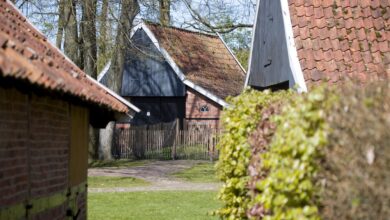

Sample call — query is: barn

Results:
[0,1,139,219]
[99,22,246,129]
[246,0,389,91]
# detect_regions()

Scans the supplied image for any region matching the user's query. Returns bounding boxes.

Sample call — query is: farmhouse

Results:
[99,22,246,129]
[246,0,389,91]
[0,1,139,219]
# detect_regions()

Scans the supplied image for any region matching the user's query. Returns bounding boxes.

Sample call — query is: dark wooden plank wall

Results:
[247,0,294,88]
[122,29,186,97]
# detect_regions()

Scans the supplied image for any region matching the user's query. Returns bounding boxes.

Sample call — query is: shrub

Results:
[217,82,390,220]
[215,89,291,219]
[319,82,390,220]
[247,102,285,218]
[252,87,336,220]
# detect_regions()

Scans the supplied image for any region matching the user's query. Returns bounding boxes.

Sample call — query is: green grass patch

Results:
[89,160,149,168]
[88,176,150,188]
[88,191,220,220]
[171,162,219,183]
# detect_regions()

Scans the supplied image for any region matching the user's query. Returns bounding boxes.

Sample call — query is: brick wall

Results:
[185,88,222,128]
[0,87,29,207]
[29,94,70,198]
[0,86,86,220]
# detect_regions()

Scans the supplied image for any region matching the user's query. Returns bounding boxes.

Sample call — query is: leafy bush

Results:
[319,82,390,220]
[217,82,390,220]
[215,89,290,219]
[252,87,336,220]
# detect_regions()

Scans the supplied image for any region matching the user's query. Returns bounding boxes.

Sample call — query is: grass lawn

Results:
[89,159,149,168]
[88,176,150,188]
[88,191,220,220]
[171,162,220,183]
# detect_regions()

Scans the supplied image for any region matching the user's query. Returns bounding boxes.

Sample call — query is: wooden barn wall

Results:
[125,97,185,125]
[69,104,89,187]
[248,0,295,88]
[115,29,186,97]
[0,86,88,220]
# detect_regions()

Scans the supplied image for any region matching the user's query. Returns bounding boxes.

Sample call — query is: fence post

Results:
[209,130,213,162]
[172,119,179,160]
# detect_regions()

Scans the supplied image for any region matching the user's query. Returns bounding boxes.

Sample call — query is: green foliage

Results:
[215,89,291,219]
[319,82,390,220]
[234,49,250,71]
[255,87,337,220]
[217,83,389,220]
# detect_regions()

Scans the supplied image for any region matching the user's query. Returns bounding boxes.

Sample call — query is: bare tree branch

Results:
[181,0,253,34]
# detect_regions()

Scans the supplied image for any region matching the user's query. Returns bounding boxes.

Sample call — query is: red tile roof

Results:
[289,0,389,85]
[0,0,129,113]
[146,23,246,99]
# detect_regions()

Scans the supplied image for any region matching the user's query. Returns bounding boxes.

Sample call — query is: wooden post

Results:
[209,130,214,162]
[172,118,179,160]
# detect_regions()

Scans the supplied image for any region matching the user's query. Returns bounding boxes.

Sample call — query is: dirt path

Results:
[88,160,221,193]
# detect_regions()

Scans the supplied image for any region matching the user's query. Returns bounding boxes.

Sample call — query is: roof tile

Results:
[289,0,389,85]
[0,1,129,113]
[146,23,245,99]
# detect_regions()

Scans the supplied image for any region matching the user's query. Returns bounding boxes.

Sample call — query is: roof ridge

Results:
[143,20,219,38]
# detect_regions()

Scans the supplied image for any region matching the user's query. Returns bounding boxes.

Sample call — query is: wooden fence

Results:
[112,127,220,160]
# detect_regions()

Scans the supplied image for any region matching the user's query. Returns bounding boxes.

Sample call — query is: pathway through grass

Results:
[88,160,221,219]
[88,176,150,188]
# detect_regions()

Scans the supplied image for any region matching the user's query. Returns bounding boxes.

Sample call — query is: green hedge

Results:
[319,82,390,220]
[215,82,390,220]
[214,89,291,219]
[253,88,336,220]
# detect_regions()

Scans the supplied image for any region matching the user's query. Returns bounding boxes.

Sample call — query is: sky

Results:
[14,0,257,49]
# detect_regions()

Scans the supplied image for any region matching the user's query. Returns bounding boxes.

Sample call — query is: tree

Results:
[82,0,98,78]
[55,0,65,49]
[180,0,255,34]
[99,0,140,160]
[81,0,99,160]
[63,0,80,66]
[97,0,110,72]
[159,0,170,26]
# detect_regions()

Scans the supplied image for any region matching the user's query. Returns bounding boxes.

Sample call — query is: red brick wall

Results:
[185,88,222,128]
[0,86,86,220]
[0,87,29,206]
[29,94,70,198]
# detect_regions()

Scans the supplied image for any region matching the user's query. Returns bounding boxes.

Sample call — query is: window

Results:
[199,105,209,112]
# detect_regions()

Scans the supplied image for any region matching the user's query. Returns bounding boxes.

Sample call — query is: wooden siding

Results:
[247,0,295,88]
[115,29,185,97]
[69,104,89,187]
[124,97,185,125]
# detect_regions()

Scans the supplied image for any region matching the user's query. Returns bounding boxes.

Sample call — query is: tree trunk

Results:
[98,0,108,57]
[97,0,109,72]
[63,0,80,66]
[56,0,65,49]
[159,0,170,26]
[81,0,99,160]
[99,0,140,160]
[82,0,97,77]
